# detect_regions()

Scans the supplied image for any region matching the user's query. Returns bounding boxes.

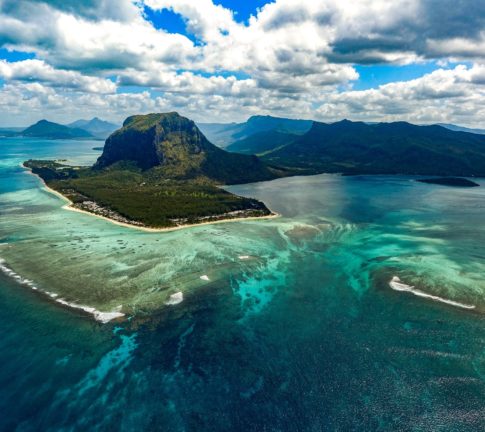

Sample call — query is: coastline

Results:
[22,163,280,233]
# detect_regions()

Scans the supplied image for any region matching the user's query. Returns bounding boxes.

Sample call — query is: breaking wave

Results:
[0,258,124,322]
[389,276,476,310]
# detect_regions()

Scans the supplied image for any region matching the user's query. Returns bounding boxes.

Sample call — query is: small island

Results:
[24,113,288,230]
[417,177,480,187]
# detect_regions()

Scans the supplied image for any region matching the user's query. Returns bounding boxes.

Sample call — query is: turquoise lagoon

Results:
[0,137,484,430]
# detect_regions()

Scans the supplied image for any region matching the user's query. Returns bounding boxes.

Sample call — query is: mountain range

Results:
[200,116,485,176]
[437,123,485,135]
[25,111,485,230]
[219,118,485,177]
[67,117,118,139]
[22,120,94,139]
[6,118,119,140]
[197,115,312,148]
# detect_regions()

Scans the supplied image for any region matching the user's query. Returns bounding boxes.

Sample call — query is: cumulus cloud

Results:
[0,0,141,22]
[0,0,484,126]
[0,59,116,93]
[144,0,239,43]
[317,65,485,126]
[0,0,197,70]
[119,69,260,97]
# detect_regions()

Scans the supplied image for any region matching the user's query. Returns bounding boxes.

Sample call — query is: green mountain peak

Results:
[95,112,281,184]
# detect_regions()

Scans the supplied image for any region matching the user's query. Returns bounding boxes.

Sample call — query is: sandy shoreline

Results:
[23,163,280,233]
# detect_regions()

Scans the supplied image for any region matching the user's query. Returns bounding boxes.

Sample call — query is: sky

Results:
[0,0,485,127]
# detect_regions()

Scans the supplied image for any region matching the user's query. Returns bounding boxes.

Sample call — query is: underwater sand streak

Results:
[0,258,125,323]
[389,276,476,310]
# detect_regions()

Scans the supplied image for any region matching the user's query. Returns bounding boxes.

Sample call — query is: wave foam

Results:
[0,258,125,323]
[389,276,475,310]
[165,291,183,305]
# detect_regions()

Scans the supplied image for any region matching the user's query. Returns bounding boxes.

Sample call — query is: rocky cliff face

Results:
[95,112,279,184]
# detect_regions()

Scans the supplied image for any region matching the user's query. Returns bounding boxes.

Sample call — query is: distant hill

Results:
[67,117,118,139]
[262,120,485,177]
[196,122,239,148]
[198,115,313,148]
[22,120,93,139]
[437,123,485,135]
[96,112,284,184]
[0,127,24,137]
[227,130,299,155]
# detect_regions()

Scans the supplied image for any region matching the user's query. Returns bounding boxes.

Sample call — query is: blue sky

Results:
[0,43,445,93]
[0,0,484,127]
[144,0,269,33]
[139,0,448,92]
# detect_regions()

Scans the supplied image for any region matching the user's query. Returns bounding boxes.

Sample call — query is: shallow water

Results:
[0,137,484,430]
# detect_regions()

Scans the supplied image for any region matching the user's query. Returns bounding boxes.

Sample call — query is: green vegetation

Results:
[417,177,480,187]
[96,112,288,183]
[24,113,485,228]
[261,120,485,176]
[22,120,93,139]
[24,112,281,228]
[25,160,271,227]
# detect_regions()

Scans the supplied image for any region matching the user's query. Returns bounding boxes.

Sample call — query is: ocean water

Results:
[0,137,484,431]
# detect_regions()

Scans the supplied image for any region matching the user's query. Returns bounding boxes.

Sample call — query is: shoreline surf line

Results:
[22,163,280,233]
[389,276,476,310]
[0,258,124,323]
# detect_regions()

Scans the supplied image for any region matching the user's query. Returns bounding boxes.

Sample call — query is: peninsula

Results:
[25,113,288,229]
[417,177,480,187]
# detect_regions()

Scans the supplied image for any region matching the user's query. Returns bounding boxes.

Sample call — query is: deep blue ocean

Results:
[0,137,484,431]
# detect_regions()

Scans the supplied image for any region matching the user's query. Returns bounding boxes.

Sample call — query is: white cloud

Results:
[3,64,485,128]
[0,0,485,126]
[317,65,485,127]
[144,0,239,43]
[0,59,116,93]
[119,68,260,97]
[0,1,197,70]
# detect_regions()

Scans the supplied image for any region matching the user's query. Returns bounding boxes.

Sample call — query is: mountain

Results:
[227,130,299,155]
[22,120,93,139]
[67,117,118,139]
[262,120,485,176]
[96,112,282,184]
[25,113,286,228]
[198,115,313,148]
[437,123,485,135]
[195,122,239,148]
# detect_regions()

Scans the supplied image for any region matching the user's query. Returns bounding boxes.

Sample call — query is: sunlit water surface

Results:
[0,137,484,431]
